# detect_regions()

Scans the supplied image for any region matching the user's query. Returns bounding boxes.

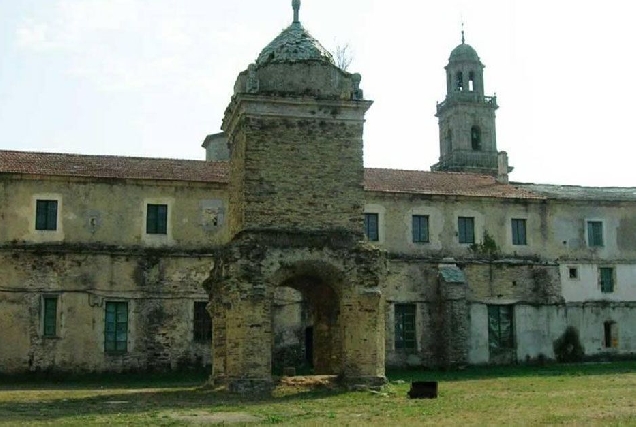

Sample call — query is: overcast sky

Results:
[0,0,634,187]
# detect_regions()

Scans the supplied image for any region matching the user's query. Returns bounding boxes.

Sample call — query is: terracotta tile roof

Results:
[0,150,228,183]
[364,168,544,199]
[0,150,543,199]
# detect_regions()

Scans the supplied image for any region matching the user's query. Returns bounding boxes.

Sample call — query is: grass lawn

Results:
[1,362,636,426]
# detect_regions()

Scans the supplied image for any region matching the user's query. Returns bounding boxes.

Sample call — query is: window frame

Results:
[35,200,58,231]
[394,303,417,350]
[488,305,515,353]
[42,296,58,337]
[511,218,527,246]
[364,213,379,242]
[568,266,579,280]
[146,203,168,235]
[104,301,128,353]
[458,216,475,244]
[470,125,482,151]
[599,267,615,293]
[193,301,212,343]
[604,321,618,349]
[412,215,430,244]
[587,220,604,247]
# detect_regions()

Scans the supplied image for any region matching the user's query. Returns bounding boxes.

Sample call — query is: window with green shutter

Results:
[43,296,57,337]
[458,216,475,244]
[511,218,527,245]
[35,200,58,231]
[146,204,168,235]
[587,221,604,247]
[364,213,379,241]
[395,304,416,350]
[599,267,614,293]
[412,215,430,243]
[105,302,128,353]
[488,305,514,353]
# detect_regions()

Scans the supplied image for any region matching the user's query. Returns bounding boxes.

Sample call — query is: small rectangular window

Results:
[193,301,212,343]
[511,218,527,245]
[395,304,416,350]
[43,296,58,337]
[35,200,58,231]
[587,221,604,247]
[568,267,579,280]
[105,302,128,353]
[364,213,379,242]
[599,267,614,293]
[146,204,168,235]
[412,215,430,243]
[458,216,475,244]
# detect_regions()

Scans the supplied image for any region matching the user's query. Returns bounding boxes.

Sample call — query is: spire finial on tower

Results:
[461,21,465,44]
[292,0,301,24]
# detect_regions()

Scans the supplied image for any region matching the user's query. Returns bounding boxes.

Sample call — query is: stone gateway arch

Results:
[203,2,387,392]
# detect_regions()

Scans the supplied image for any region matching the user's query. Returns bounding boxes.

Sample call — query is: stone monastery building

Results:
[2,2,636,390]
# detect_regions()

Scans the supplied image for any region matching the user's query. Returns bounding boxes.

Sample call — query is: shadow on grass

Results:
[0,381,348,423]
[388,360,636,383]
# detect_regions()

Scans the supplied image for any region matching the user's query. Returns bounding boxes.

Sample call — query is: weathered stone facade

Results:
[2,2,636,384]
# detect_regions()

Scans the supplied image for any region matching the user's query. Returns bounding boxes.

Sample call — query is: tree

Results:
[333,43,354,71]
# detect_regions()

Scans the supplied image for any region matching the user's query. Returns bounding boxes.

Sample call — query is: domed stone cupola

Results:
[230,0,363,100]
[255,2,334,67]
[432,29,511,179]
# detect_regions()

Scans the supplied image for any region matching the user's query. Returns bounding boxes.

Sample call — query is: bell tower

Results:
[432,31,509,177]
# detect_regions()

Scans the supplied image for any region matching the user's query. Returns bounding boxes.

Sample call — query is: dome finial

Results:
[461,21,465,44]
[292,0,301,24]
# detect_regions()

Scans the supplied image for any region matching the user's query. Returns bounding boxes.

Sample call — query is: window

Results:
[43,296,58,337]
[458,216,475,244]
[599,267,614,293]
[488,305,514,353]
[568,267,579,280]
[511,218,527,245]
[456,71,463,91]
[193,301,212,343]
[35,200,58,231]
[604,321,618,349]
[105,302,128,353]
[471,126,481,150]
[587,221,604,247]
[146,204,168,235]
[395,304,416,350]
[364,213,379,241]
[412,215,430,243]
[468,71,475,91]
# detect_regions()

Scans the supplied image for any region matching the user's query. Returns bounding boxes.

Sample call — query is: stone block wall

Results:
[226,110,367,237]
[0,249,212,374]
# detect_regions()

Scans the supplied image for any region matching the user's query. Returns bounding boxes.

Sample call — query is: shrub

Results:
[553,326,585,363]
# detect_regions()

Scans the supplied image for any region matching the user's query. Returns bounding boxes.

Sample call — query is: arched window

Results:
[445,129,452,152]
[468,71,475,91]
[471,125,481,150]
[455,72,463,91]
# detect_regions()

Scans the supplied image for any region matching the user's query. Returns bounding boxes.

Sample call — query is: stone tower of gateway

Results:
[204,1,387,392]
